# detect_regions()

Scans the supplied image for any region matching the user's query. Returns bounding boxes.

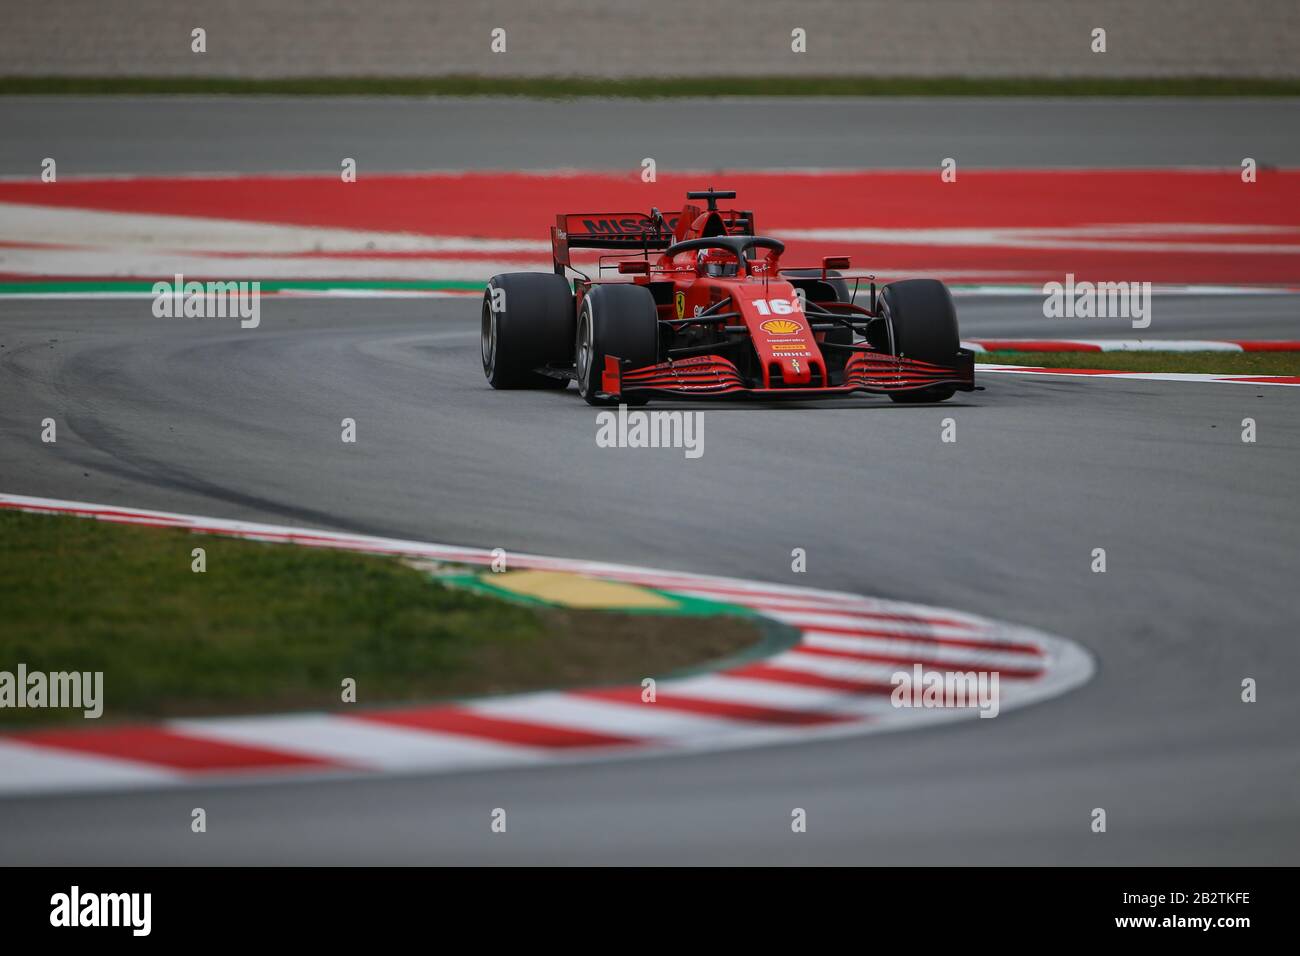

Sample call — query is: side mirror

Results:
[618,260,650,275]
[822,256,851,274]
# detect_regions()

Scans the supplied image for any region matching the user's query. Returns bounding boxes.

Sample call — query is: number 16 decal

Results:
[752,297,801,315]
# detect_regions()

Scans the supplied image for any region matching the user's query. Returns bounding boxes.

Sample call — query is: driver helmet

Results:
[696,248,738,278]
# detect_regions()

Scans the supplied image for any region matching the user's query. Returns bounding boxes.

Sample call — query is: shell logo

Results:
[760,319,803,335]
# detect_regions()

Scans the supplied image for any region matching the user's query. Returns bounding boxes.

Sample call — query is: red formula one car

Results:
[481,187,975,404]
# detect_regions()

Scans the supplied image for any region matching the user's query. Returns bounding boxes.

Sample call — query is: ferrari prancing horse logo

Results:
[675,291,686,319]
[760,319,803,335]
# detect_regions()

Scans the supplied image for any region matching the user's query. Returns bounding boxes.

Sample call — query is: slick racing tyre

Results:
[879,278,961,404]
[575,284,659,406]
[482,272,575,388]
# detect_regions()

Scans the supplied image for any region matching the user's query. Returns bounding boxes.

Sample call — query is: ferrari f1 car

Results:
[481,187,975,404]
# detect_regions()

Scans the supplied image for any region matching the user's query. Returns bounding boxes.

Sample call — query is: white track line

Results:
[964,339,1300,353]
[977,364,1300,386]
[170,714,542,771]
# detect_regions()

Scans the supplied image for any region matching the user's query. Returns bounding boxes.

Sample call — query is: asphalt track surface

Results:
[1,292,1297,865]
[3,96,1300,174]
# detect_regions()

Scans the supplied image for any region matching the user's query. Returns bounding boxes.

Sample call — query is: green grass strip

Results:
[0,510,760,725]
[979,350,1300,375]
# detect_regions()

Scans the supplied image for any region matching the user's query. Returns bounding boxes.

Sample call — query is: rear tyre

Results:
[482,272,574,389]
[879,279,961,404]
[575,284,660,406]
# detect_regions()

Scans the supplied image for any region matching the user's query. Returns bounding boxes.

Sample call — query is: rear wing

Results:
[552,213,673,272]
[551,207,756,273]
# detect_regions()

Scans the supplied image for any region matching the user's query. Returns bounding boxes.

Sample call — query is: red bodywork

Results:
[553,194,976,401]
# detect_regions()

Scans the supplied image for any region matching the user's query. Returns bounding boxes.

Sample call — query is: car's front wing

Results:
[599,350,976,400]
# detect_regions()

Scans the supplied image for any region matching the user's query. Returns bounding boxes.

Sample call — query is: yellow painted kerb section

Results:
[486,570,677,609]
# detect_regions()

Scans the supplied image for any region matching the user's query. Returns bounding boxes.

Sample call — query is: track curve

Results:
[1,296,1296,863]
[0,493,1093,794]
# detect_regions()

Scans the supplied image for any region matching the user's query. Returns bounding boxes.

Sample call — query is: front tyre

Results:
[575,284,659,406]
[879,278,961,404]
